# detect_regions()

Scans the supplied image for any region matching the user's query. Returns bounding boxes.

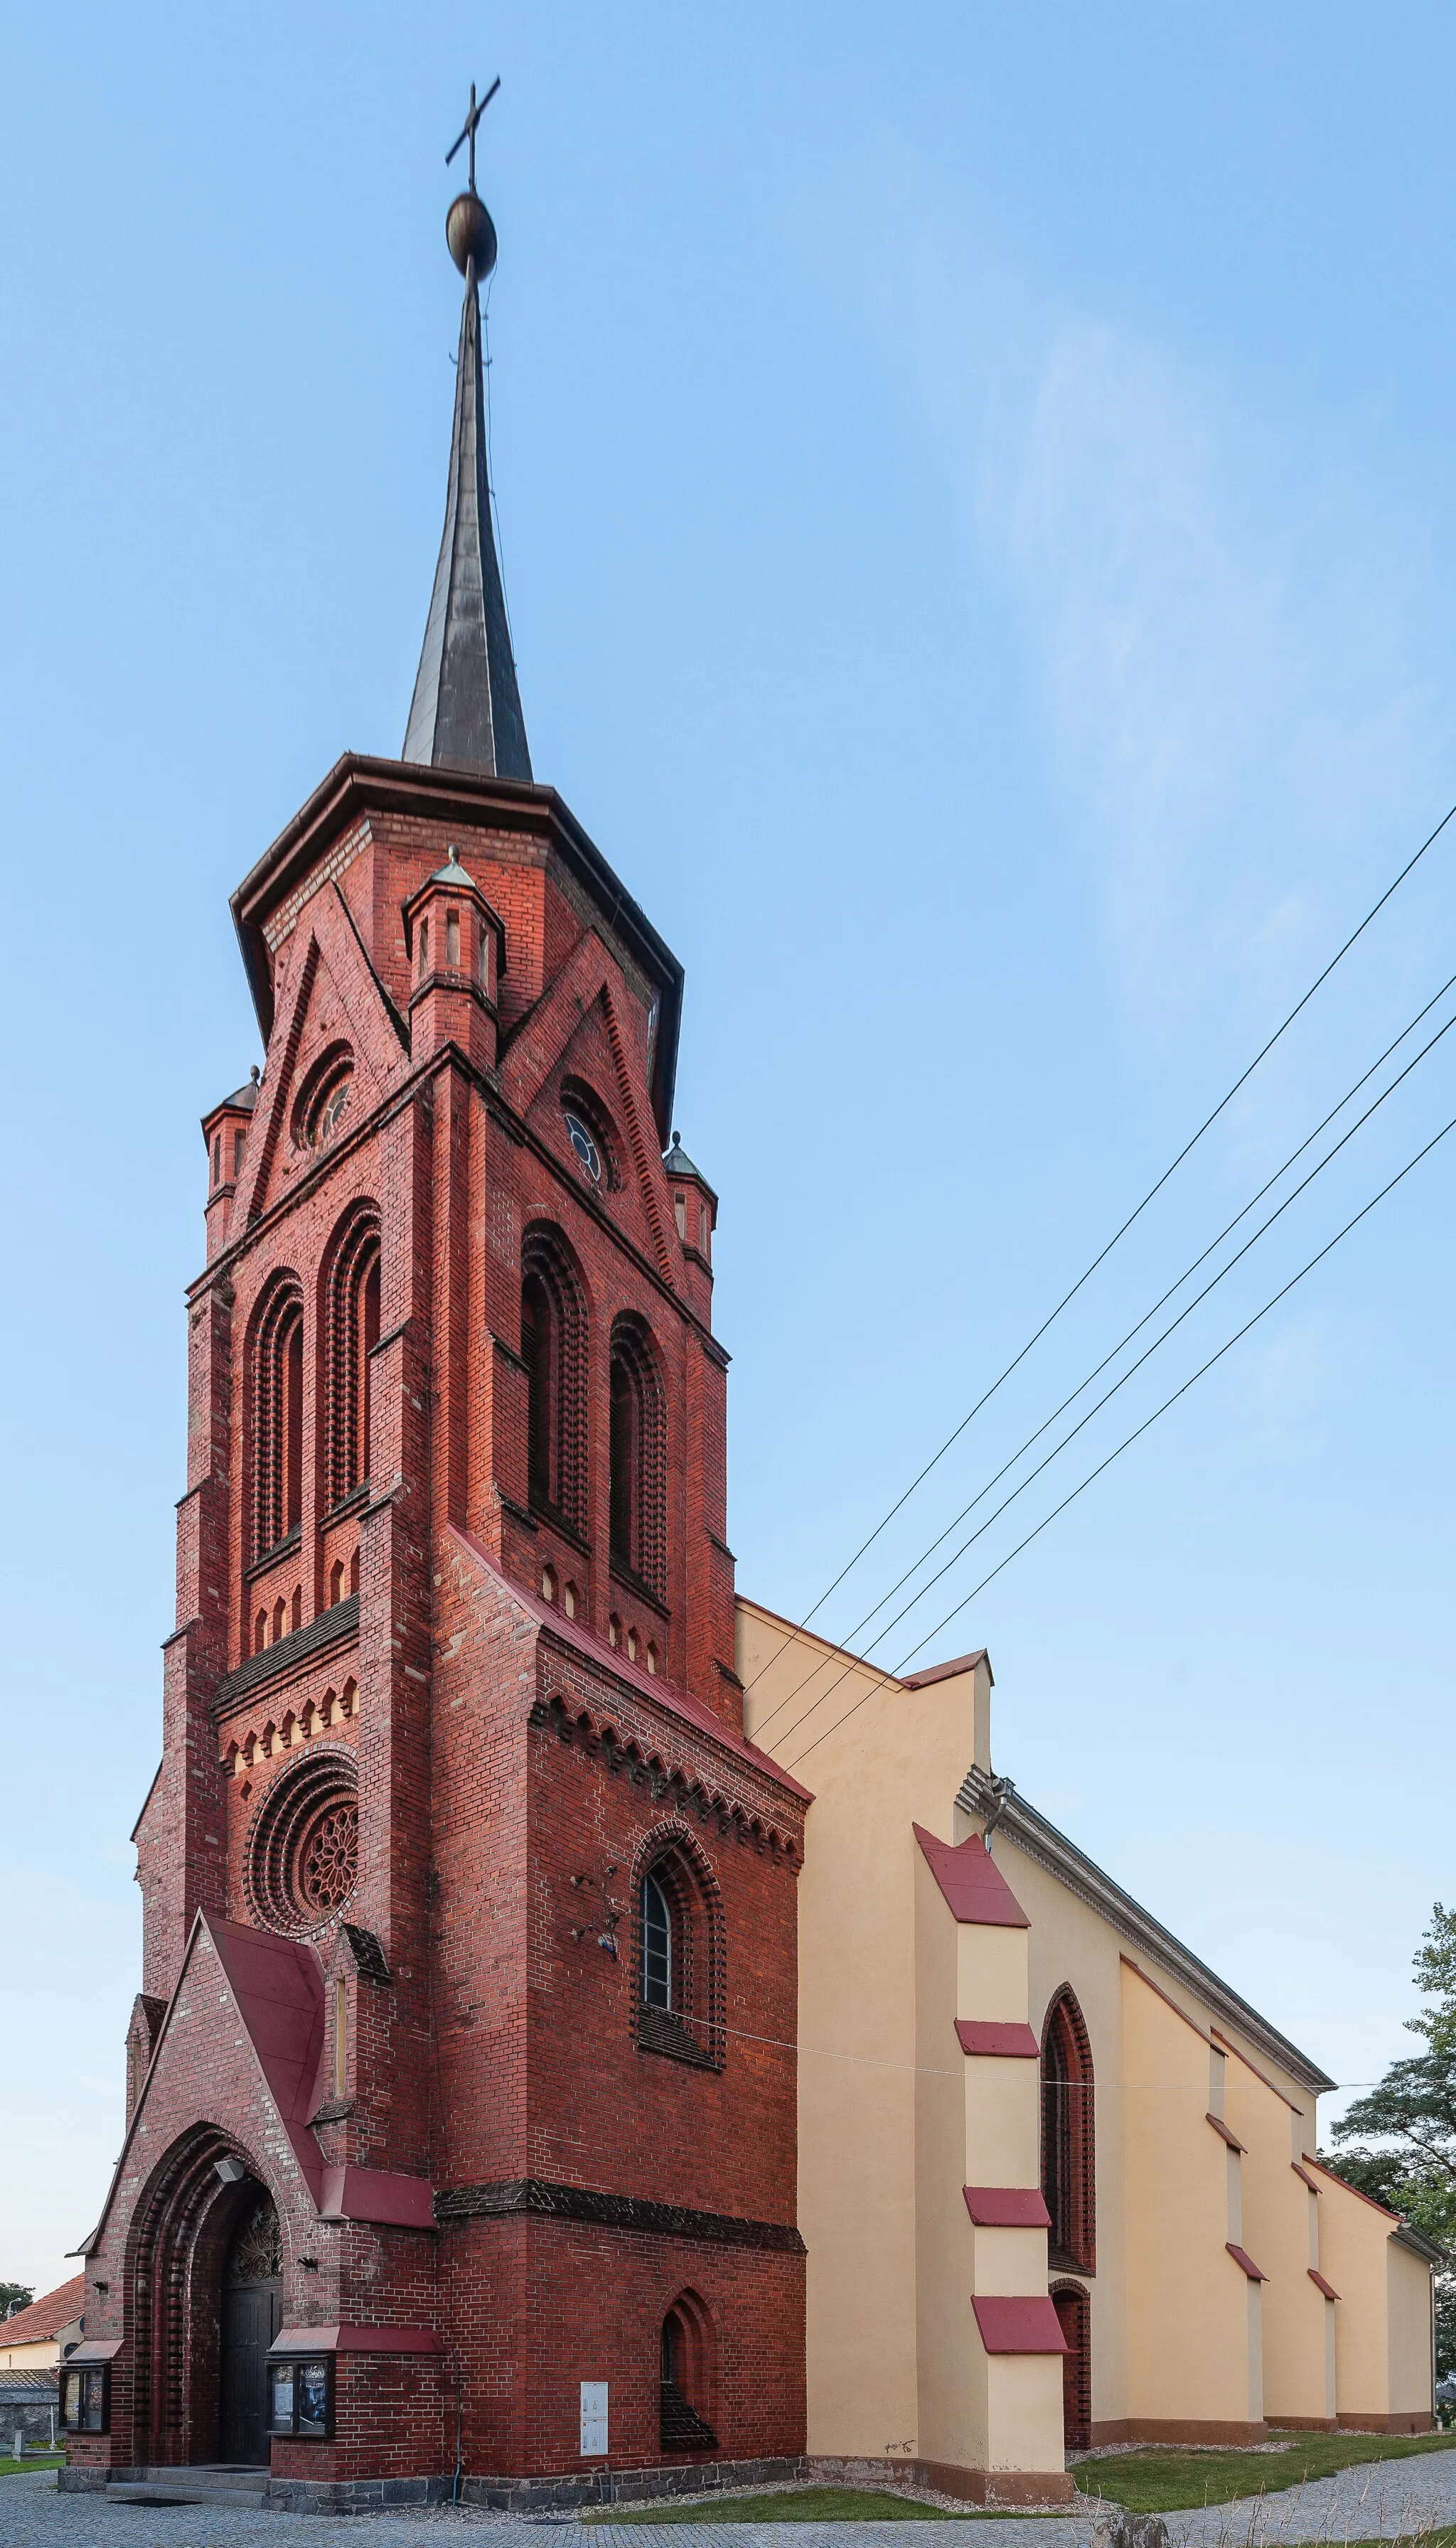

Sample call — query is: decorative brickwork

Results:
[82,754,805,2493]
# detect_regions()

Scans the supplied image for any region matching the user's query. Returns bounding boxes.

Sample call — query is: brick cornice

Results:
[213,1595,359,1714]
[229,752,683,1143]
[432,2176,804,2252]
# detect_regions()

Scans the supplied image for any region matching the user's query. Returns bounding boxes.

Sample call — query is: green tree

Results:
[0,2284,33,2318]
[1323,1904,1456,2378]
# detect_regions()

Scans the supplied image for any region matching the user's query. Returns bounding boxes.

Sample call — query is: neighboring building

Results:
[0,2279,83,2371]
[60,134,1435,2514]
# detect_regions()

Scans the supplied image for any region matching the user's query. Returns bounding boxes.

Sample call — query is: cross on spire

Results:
[446,75,500,196]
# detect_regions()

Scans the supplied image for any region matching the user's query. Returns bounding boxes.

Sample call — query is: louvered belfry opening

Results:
[250,1278,305,1560]
[659,2294,718,2454]
[327,1209,382,1508]
[609,1314,665,1597]
[520,1224,588,1529]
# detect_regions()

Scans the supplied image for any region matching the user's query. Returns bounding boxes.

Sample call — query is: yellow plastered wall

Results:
[985,1834,1127,2432]
[915,1841,980,2468]
[1225,2047,1327,2425]
[1313,2167,1397,2420]
[1388,2240,1435,2421]
[737,1600,982,2459]
[1121,1962,1253,2429]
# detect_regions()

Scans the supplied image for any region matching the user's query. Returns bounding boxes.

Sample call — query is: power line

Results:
[778,1101,1456,1772]
[754,973,1456,1746]
[744,796,1456,1706]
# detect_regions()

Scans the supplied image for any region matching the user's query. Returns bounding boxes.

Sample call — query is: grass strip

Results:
[1073,2428,1456,2515]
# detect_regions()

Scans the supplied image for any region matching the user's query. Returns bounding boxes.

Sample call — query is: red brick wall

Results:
[100,769,807,2481]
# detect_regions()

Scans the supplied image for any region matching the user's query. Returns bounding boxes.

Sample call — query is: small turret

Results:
[200,1069,258,1260]
[402,849,505,1069]
[663,1131,717,1321]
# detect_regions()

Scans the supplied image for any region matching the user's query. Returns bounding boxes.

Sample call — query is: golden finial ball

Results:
[446,191,498,282]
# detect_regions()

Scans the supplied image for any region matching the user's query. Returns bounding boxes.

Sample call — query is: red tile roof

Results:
[0,2276,83,2347]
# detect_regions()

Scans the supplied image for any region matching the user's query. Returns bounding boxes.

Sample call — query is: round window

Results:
[245,1752,360,1936]
[563,1110,602,1184]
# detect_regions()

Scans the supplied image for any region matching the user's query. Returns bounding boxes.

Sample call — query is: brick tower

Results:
[64,123,808,2511]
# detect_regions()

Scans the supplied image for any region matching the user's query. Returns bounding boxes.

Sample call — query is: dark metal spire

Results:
[403,85,530,781]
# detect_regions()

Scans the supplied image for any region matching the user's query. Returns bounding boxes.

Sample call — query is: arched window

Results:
[609,1316,665,1599]
[1042,1986,1096,2274]
[659,2291,717,2453]
[250,1278,305,1561]
[325,1210,381,1508]
[636,1836,722,2070]
[520,1226,587,1528]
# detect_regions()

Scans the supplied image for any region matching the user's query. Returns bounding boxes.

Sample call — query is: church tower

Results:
[68,107,808,2505]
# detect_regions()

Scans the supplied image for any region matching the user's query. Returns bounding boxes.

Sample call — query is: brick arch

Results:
[609,1312,666,1600]
[631,1819,724,2067]
[521,1222,589,1532]
[660,2284,719,2454]
[122,2122,281,2468]
[320,1200,381,1509]
[1042,1983,1096,2274]
[528,1693,800,1864]
[246,1268,305,1563]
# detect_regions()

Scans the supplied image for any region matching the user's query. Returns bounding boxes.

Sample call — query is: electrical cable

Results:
[753,967,1456,1743]
[779,1099,1456,1770]
[743,796,1456,1704]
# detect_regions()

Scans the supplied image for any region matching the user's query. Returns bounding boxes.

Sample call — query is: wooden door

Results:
[219,2282,280,2463]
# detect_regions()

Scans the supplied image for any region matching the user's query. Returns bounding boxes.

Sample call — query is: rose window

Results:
[245,1751,359,1936]
[298,1803,358,1913]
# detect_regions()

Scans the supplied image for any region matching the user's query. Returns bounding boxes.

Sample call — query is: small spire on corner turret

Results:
[403,78,532,783]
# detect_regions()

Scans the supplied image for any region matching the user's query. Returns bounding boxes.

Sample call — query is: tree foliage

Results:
[1322,1904,1456,2378]
[0,2284,33,2319]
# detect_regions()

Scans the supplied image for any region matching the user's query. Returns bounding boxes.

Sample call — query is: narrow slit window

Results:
[642,1872,673,2010]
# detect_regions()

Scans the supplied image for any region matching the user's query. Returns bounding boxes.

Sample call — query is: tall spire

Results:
[404,86,531,781]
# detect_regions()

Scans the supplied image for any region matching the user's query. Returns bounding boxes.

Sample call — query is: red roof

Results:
[972,2294,1069,2354]
[0,2277,83,2347]
[206,1916,326,2200]
[963,2186,1052,2228]
[914,1824,1029,1927]
[956,2019,1040,2059]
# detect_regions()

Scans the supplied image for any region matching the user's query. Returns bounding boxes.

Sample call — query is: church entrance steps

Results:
[102,2465,270,2508]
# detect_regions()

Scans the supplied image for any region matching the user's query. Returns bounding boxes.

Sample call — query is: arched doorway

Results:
[219,2190,282,2465]
[1051,2281,1090,2452]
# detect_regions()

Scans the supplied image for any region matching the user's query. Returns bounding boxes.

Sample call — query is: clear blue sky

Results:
[3,3,1454,2295]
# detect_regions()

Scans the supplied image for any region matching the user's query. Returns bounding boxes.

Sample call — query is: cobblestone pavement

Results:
[3,2455,1454,2548]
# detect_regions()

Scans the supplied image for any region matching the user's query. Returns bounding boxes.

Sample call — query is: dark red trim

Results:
[973,2294,1069,2355]
[1226,2244,1267,2281]
[914,1824,1029,1927]
[1308,2269,1340,2301]
[1206,2111,1246,2151]
[956,2020,1039,2059]
[964,2186,1051,2227]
